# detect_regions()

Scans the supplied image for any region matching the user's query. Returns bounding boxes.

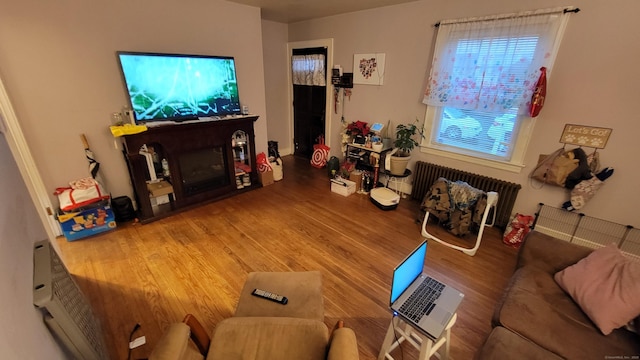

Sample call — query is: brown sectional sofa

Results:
[478,231,640,359]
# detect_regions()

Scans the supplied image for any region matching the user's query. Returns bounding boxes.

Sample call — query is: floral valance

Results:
[423,8,571,114]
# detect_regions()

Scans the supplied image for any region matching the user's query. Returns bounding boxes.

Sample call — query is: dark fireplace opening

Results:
[179,146,229,196]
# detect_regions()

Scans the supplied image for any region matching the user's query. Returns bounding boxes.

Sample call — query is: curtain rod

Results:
[434,7,580,28]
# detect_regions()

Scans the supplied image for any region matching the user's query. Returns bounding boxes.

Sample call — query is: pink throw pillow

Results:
[554,243,640,335]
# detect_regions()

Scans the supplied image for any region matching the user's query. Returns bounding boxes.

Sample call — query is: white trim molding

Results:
[0,75,61,238]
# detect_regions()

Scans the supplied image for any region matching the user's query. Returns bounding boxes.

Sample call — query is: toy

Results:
[561,148,611,211]
[58,205,117,241]
[564,148,592,189]
[562,161,614,211]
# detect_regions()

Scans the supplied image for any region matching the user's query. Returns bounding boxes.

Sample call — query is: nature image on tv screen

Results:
[118,53,241,121]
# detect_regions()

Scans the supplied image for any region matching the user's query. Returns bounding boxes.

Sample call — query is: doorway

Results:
[287,39,333,160]
[291,47,327,159]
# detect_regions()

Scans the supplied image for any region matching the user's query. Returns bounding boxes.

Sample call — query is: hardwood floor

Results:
[55,155,519,360]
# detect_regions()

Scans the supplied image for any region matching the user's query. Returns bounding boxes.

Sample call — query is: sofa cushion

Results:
[554,243,640,335]
[235,271,324,321]
[516,231,593,272]
[493,266,640,359]
[207,317,329,360]
[476,326,562,360]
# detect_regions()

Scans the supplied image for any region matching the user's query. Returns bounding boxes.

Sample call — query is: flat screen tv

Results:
[116,51,241,123]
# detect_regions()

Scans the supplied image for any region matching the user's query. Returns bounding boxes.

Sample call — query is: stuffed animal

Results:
[562,167,614,211]
[564,148,593,189]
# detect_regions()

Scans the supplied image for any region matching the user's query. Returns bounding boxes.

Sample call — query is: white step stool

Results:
[378,313,457,360]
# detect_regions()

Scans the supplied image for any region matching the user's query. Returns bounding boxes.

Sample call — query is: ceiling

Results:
[227,0,418,23]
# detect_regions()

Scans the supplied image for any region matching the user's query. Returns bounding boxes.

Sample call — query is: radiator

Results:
[33,240,109,359]
[411,161,522,228]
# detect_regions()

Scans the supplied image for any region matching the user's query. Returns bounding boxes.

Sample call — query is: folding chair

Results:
[421,191,499,256]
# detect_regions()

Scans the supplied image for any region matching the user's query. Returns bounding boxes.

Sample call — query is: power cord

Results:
[127,323,141,360]
[390,313,404,360]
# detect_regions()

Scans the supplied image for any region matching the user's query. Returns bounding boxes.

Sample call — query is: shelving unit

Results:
[346,144,391,172]
[345,142,392,172]
[232,129,253,189]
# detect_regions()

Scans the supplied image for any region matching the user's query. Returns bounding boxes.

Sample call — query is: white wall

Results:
[284,0,640,227]
[261,20,291,155]
[0,0,268,206]
[0,134,66,358]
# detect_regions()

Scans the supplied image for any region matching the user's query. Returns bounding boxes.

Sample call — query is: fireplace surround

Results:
[121,116,259,223]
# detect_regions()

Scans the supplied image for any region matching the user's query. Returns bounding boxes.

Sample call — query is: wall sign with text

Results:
[560,124,612,149]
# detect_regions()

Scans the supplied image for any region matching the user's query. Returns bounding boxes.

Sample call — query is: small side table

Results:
[384,169,412,198]
[378,313,457,360]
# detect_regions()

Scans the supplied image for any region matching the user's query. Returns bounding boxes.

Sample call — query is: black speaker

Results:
[111,196,136,223]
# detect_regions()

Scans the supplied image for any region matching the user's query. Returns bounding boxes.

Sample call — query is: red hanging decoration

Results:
[529,67,547,117]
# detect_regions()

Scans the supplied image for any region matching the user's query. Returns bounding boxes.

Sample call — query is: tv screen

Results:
[117,51,241,123]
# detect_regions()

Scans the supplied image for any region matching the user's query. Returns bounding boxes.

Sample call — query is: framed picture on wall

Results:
[353,53,386,85]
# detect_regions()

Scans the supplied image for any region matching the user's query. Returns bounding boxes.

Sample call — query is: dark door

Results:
[292,47,327,159]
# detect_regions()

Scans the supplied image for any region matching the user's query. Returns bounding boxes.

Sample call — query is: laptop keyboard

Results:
[399,277,445,322]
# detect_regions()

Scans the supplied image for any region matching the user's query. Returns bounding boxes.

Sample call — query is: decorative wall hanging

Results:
[353,53,385,85]
[560,124,612,149]
[529,67,547,117]
[531,123,614,213]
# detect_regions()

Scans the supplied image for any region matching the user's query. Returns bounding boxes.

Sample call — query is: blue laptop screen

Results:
[390,241,427,304]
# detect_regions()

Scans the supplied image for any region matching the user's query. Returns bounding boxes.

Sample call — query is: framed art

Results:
[353,53,386,85]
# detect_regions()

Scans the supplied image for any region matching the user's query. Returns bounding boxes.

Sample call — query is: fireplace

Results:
[179,146,229,196]
[121,116,259,223]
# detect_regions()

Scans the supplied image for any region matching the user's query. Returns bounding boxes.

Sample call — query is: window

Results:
[291,53,326,86]
[422,8,575,171]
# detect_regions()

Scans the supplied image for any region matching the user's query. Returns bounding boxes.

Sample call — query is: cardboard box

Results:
[349,170,363,192]
[331,179,356,196]
[259,170,274,186]
[150,194,170,206]
[58,204,117,241]
[147,180,173,197]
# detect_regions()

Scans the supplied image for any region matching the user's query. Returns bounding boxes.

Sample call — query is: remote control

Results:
[251,288,288,305]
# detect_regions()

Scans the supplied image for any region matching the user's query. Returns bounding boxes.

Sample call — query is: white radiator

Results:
[33,240,109,359]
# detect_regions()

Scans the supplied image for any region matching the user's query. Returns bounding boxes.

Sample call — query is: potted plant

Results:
[389,119,424,175]
[346,120,370,144]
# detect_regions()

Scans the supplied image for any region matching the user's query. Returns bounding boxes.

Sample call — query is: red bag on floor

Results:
[311,135,330,169]
[503,214,534,248]
[256,152,273,173]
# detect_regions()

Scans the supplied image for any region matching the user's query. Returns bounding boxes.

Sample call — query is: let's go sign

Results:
[560,124,612,149]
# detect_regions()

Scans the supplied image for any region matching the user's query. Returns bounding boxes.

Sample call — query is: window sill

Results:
[420,146,525,173]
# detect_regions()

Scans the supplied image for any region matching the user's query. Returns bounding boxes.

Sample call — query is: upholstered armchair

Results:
[149,315,359,360]
[149,271,360,360]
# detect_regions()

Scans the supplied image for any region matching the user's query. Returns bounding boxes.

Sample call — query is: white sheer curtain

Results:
[423,8,572,114]
[292,54,326,86]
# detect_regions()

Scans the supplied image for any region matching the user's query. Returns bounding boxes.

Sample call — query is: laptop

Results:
[389,240,464,339]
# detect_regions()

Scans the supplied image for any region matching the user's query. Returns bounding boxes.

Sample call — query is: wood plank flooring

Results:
[55,155,519,360]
